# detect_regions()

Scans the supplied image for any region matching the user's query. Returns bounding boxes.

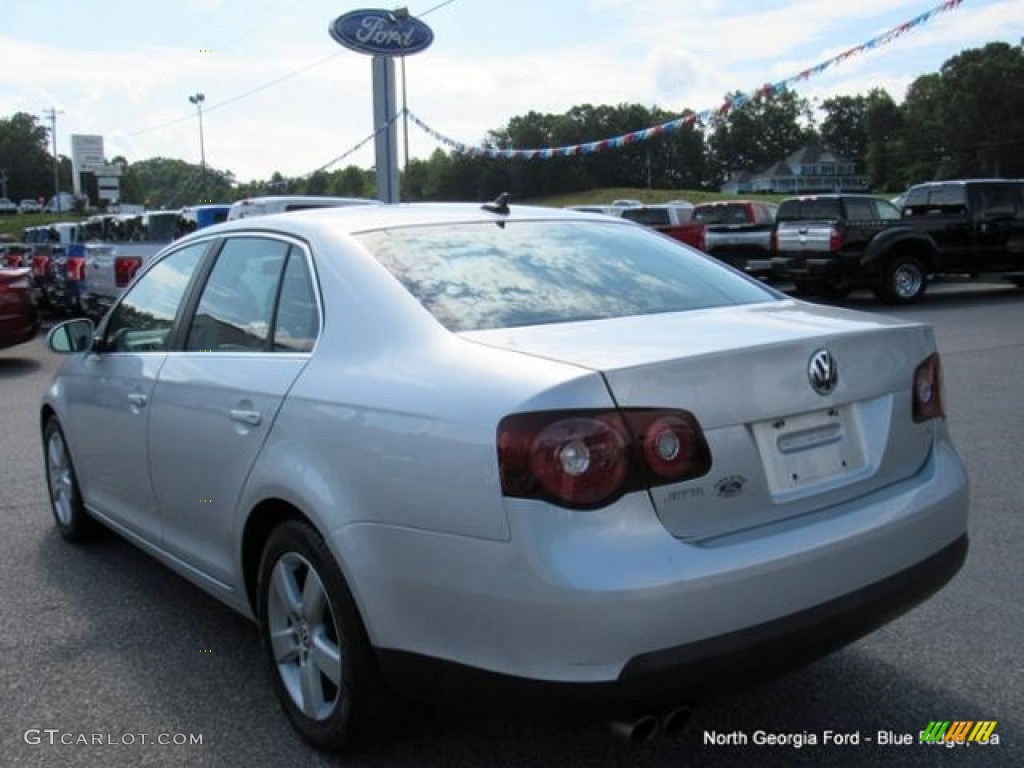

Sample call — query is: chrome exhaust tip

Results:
[609,715,660,744]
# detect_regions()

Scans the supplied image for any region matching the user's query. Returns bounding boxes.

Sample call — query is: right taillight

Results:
[913,353,944,423]
[114,255,143,287]
[498,408,711,509]
[829,227,842,251]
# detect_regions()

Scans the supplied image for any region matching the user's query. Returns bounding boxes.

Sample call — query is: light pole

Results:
[43,107,63,212]
[188,93,206,172]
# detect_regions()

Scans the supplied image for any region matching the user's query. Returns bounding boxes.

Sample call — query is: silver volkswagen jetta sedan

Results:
[42,201,968,751]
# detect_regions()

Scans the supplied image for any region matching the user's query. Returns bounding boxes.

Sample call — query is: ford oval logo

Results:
[329,9,434,56]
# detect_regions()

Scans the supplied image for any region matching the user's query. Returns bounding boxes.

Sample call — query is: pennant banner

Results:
[409,0,964,160]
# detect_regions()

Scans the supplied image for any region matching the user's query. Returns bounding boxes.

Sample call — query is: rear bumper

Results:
[377,533,967,717]
[336,437,968,714]
[771,255,876,282]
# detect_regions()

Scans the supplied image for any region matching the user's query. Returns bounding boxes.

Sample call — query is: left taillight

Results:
[498,408,711,509]
[913,353,944,423]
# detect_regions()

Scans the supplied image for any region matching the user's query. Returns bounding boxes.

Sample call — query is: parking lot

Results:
[1,282,1021,767]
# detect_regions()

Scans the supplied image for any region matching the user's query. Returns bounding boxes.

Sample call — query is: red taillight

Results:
[913,353,944,423]
[829,227,842,251]
[114,255,143,287]
[66,256,86,282]
[498,408,711,509]
[695,225,706,252]
[770,229,778,253]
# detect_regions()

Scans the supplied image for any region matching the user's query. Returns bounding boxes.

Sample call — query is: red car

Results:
[0,267,40,350]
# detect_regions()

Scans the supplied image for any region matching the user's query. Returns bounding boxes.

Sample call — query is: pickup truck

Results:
[771,182,1024,302]
[692,199,778,275]
[619,202,706,250]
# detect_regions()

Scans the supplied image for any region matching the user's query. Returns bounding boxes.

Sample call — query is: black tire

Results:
[257,520,387,752]
[875,255,927,304]
[43,418,97,541]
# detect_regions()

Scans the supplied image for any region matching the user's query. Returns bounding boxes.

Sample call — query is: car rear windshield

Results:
[358,220,777,332]
[693,203,752,226]
[776,199,843,222]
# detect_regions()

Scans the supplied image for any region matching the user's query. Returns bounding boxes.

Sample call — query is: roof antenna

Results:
[481,192,510,215]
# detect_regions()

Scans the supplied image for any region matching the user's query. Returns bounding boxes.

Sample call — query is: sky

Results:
[1,0,1020,184]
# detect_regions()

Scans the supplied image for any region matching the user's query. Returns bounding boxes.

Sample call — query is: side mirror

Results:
[47,318,96,354]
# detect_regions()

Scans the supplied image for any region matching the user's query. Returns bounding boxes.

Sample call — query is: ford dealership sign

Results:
[329,9,434,56]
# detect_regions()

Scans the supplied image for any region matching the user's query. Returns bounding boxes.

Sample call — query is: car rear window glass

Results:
[776,199,842,221]
[358,220,777,332]
[693,204,751,226]
[620,208,671,226]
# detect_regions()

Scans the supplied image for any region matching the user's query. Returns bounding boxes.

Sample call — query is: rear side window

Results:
[843,198,876,220]
[271,252,319,352]
[776,198,843,221]
[359,220,777,332]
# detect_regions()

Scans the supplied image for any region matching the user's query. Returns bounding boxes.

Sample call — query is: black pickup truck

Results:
[771,180,1024,303]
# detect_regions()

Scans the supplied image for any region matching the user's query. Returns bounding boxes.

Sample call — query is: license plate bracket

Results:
[752,405,866,494]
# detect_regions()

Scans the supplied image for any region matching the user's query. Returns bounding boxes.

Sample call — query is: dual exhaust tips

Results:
[609,706,692,744]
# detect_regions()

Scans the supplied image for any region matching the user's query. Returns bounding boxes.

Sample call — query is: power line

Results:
[126,1,456,139]
[127,50,343,137]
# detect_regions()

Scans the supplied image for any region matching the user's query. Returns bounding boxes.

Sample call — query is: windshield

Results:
[358,220,777,332]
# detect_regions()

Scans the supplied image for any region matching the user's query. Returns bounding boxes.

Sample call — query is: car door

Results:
[148,235,319,585]
[64,242,208,542]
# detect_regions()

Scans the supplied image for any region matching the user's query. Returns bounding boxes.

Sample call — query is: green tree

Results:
[121,156,233,208]
[863,90,906,191]
[898,74,948,183]
[0,112,53,201]
[707,89,818,184]
[819,94,872,167]
[939,42,1024,177]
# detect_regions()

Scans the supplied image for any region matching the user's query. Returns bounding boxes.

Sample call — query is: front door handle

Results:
[127,393,148,407]
[230,409,262,427]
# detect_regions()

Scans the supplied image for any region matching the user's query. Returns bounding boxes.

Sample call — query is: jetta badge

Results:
[808,348,838,396]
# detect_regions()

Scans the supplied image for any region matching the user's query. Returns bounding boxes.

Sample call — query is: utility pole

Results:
[42,107,64,212]
[0,168,8,199]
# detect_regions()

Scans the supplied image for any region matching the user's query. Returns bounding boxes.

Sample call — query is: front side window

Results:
[103,243,207,352]
[874,200,902,221]
[186,237,289,352]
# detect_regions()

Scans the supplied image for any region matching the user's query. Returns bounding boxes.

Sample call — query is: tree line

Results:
[1,42,1020,209]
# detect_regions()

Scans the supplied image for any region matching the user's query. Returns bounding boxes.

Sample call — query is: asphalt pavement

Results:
[1,283,1020,767]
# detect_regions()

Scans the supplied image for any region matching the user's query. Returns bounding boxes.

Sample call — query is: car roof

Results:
[186,201,625,241]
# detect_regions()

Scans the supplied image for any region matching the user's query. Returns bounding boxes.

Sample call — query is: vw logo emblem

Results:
[808,348,838,395]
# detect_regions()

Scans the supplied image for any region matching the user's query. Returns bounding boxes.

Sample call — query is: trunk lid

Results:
[464,301,938,541]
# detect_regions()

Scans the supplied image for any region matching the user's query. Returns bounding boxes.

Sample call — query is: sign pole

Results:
[372,56,400,204]
[329,8,434,205]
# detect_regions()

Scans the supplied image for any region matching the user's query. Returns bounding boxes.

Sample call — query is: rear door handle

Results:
[230,409,262,427]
